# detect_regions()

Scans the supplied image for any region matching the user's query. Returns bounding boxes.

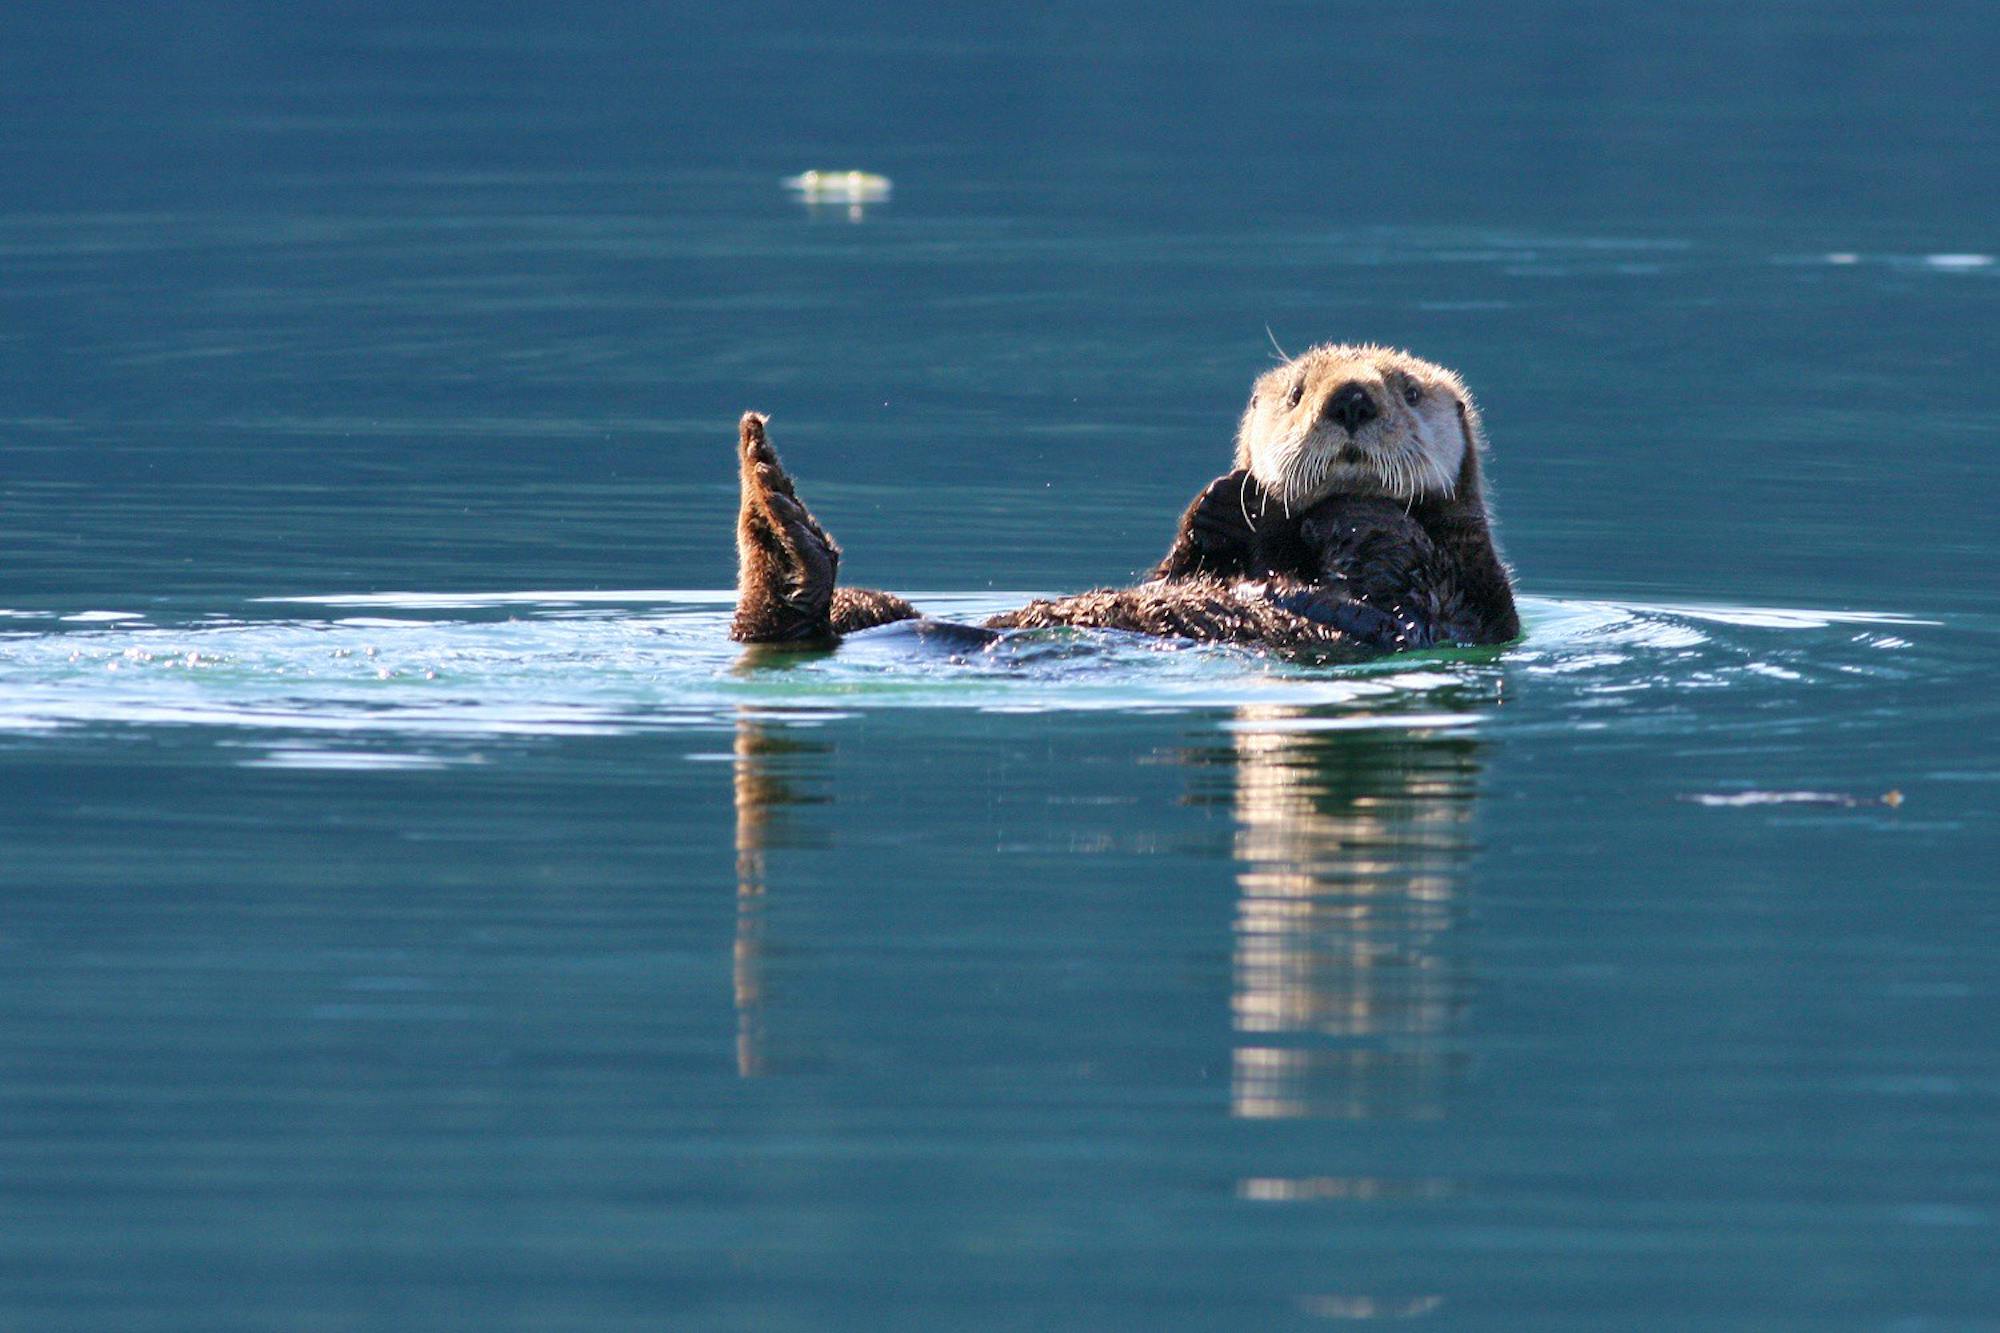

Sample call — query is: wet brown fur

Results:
[985,578,1354,650]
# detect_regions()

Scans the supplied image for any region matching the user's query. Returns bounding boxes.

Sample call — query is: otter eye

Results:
[1402,383,1423,407]
[1285,381,1304,409]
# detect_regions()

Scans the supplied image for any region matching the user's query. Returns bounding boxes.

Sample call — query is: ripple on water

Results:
[0,591,1974,768]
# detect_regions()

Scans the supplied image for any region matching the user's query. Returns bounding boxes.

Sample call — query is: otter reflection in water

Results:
[1198,708,1482,1123]
[729,706,1484,1122]
[729,713,832,1078]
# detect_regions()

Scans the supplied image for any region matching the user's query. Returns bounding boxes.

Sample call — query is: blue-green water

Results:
[3,5,1997,1329]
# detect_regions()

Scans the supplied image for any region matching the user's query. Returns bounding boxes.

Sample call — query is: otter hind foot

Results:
[730,413,921,644]
[732,412,841,644]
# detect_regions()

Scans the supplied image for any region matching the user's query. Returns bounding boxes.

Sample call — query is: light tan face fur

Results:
[1234,344,1482,510]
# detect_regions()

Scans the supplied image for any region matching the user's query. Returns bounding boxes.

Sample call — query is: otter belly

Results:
[983,578,1397,654]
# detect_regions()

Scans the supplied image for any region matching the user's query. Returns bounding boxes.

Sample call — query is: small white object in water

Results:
[1683,789,1903,809]
[1924,253,1993,270]
[782,170,892,203]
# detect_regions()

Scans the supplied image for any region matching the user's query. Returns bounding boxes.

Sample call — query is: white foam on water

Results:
[0,592,1961,763]
[243,748,488,771]
[1222,711,1485,734]
[261,589,741,609]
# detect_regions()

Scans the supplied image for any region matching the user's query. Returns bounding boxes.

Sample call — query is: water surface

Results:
[2,3,1996,1328]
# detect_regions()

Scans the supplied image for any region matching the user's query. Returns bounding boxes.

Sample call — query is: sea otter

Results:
[730,344,1519,655]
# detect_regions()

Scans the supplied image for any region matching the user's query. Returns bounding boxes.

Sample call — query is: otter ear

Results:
[1232,393,1259,471]
[1451,395,1487,496]
[1453,395,1487,454]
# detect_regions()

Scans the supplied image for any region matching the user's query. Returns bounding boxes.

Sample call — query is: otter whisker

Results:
[1422,445,1452,498]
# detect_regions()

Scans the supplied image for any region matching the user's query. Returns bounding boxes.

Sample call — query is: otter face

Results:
[1234,344,1480,510]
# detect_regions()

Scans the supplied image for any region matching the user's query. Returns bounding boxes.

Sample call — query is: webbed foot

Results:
[731,413,841,644]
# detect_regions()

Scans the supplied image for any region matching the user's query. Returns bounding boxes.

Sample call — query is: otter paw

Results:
[1187,470,1264,557]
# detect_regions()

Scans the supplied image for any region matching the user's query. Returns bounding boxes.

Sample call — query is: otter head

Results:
[1234,344,1484,511]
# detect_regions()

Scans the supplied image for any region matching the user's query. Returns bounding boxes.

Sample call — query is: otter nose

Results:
[1323,382,1379,433]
